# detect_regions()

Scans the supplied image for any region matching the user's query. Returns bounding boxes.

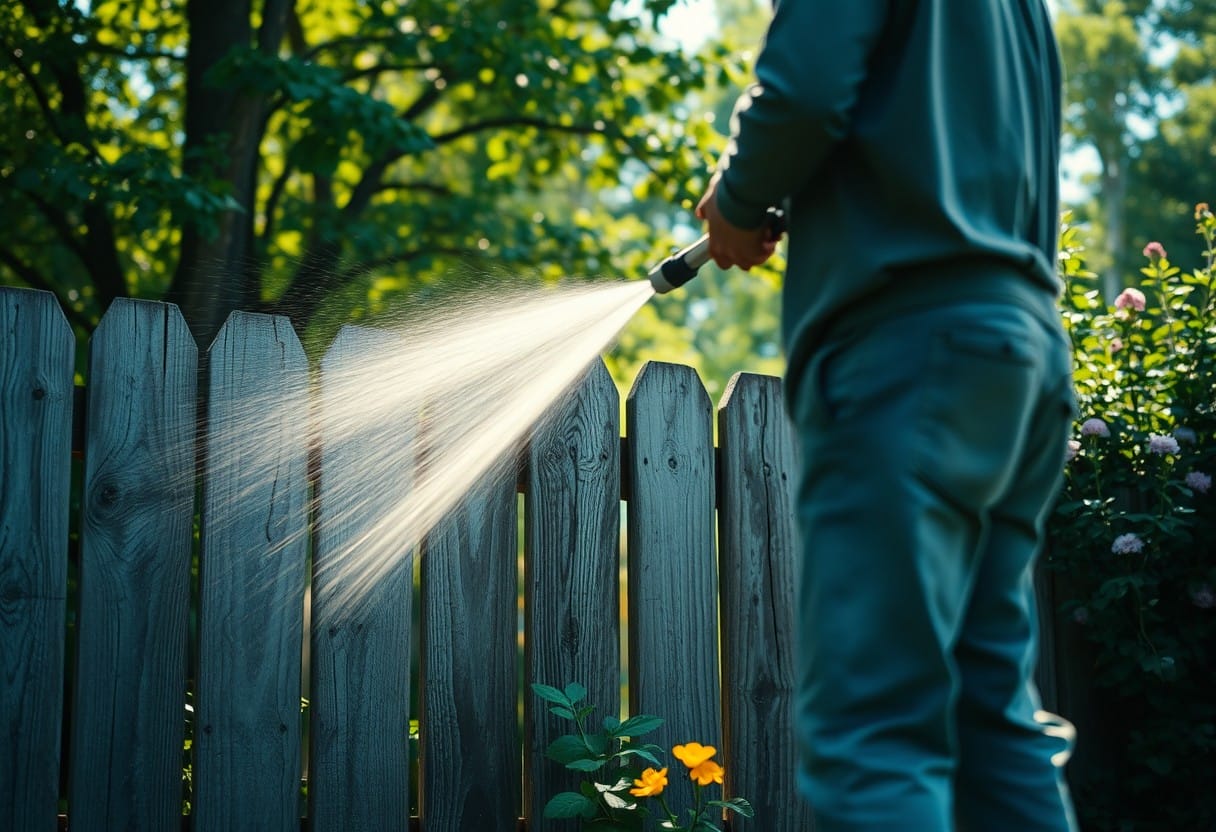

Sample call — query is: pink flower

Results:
[1111,533,1144,555]
[1081,418,1110,438]
[1147,434,1180,455]
[1142,241,1167,261]
[1115,288,1146,311]
[1110,337,1123,353]
[1192,585,1216,610]
[1066,439,1081,461]
[1185,471,1212,494]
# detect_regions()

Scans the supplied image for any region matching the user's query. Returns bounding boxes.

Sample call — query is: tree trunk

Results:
[169,0,292,349]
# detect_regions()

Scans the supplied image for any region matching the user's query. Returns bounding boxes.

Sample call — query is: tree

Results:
[0,0,730,350]
[1057,0,1216,296]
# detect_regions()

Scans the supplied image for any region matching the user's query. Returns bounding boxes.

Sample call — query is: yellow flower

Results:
[630,767,668,797]
[672,742,717,769]
[1196,202,1210,220]
[689,759,725,786]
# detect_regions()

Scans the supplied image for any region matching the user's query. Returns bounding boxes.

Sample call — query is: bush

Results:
[1049,204,1216,830]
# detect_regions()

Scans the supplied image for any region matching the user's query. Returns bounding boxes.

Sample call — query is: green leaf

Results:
[549,706,576,720]
[603,715,622,733]
[532,683,570,707]
[564,682,588,704]
[617,714,664,737]
[617,747,663,767]
[544,792,596,819]
[546,734,593,765]
[568,758,607,772]
[709,797,755,817]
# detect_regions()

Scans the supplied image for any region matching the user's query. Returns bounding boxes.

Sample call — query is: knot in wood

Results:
[32,386,46,400]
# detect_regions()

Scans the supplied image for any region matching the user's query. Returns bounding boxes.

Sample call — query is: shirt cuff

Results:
[715,174,770,230]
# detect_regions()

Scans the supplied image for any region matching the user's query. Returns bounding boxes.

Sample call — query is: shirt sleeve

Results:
[715,0,892,229]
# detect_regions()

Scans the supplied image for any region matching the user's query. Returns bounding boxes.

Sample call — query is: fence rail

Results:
[0,286,820,831]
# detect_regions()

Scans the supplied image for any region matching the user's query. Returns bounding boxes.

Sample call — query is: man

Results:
[696,2,1080,830]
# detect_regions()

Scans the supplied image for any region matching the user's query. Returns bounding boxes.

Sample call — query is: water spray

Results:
[646,208,785,294]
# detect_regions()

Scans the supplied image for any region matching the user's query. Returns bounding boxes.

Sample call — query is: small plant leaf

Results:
[584,731,609,756]
[603,715,622,733]
[532,683,569,706]
[549,705,576,720]
[568,757,607,772]
[709,797,755,817]
[564,682,588,703]
[618,714,664,737]
[617,747,663,767]
[546,734,593,765]
[603,790,637,810]
[594,777,634,793]
[544,792,595,819]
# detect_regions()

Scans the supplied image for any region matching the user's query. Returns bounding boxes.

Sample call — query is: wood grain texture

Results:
[194,312,309,832]
[309,325,412,832]
[717,372,812,831]
[625,360,720,816]
[524,360,619,831]
[0,288,74,832]
[420,465,519,832]
[69,298,198,832]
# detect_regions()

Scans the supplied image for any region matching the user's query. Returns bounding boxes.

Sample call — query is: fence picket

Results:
[420,466,520,832]
[524,360,620,830]
[717,372,813,830]
[194,312,310,831]
[625,360,720,815]
[309,325,413,832]
[0,288,74,831]
[69,298,198,832]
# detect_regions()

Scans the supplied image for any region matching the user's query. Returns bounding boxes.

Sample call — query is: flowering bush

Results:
[532,683,752,831]
[1049,204,1216,828]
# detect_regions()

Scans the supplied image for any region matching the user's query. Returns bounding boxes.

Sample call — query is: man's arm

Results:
[714,0,892,230]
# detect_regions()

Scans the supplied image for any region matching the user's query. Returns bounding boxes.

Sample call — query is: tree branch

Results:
[301,33,412,63]
[2,36,67,144]
[0,245,95,330]
[21,188,93,265]
[430,116,606,146]
[342,62,437,84]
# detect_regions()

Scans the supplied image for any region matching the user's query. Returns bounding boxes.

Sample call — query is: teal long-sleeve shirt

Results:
[715,0,1063,390]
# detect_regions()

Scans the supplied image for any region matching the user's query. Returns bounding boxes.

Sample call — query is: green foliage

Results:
[1048,205,1216,829]
[532,683,753,831]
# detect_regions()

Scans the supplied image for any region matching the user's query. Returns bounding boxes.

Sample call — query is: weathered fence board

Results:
[717,373,813,830]
[524,361,621,830]
[420,467,520,832]
[0,288,74,832]
[69,298,198,832]
[194,313,310,831]
[309,325,413,832]
[625,361,720,814]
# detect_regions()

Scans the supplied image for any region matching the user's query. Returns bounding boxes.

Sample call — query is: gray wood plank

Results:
[625,360,720,816]
[309,325,413,832]
[717,372,812,831]
[193,312,309,832]
[524,360,620,831]
[419,465,519,832]
[69,298,198,832]
[0,288,74,832]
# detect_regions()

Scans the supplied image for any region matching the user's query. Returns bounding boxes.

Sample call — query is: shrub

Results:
[1049,204,1216,829]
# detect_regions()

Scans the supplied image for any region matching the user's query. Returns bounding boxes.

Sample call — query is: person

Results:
[695,2,1080,830]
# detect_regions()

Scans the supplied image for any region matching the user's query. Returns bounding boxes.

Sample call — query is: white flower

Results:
[1147,434,1180,455]
[1111,533,1145,555]
[1185,471,1212,494]
[1081,418,1110,438]
[1066,439,1082,462]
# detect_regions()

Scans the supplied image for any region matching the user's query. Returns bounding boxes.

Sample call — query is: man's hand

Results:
[696,174,779,271]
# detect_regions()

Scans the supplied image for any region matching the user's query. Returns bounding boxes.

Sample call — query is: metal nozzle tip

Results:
[647,265,675,294]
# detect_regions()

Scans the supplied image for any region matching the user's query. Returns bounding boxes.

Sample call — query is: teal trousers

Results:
[788,268,1080,832]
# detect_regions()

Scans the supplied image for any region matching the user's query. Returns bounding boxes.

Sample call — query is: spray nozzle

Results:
[647,207,785,294]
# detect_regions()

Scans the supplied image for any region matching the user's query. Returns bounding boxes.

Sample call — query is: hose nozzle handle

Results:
[647,207,785,294]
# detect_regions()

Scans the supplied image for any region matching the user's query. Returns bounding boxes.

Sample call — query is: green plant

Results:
[1049,204,1216,829]
[532,683,753,831]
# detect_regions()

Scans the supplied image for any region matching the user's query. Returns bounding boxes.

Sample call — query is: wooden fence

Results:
[0,285,816,831]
